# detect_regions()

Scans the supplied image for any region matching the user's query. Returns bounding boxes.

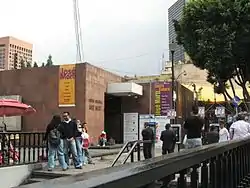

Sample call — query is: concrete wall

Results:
[84,64,122,142]
[0,63,123,143]
[0,163,42,188]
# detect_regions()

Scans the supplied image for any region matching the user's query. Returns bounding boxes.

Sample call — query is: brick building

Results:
[0,63,193,143]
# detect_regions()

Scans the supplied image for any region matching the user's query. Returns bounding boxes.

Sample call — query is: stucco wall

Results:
[84,63,122,142]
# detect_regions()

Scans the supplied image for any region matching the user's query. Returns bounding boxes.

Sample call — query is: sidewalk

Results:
[38,148,163,175]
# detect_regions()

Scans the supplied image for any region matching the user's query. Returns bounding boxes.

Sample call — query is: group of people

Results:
[141,122,177,159]
[141,105,250,159]
[205,113,250,145]
[43,112,93,171]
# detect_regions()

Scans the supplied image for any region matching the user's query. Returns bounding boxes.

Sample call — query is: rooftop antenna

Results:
[73,0,84,63]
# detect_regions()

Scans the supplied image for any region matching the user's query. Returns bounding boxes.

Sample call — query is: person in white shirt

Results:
[230,114,250,140]
[219,119,229,142]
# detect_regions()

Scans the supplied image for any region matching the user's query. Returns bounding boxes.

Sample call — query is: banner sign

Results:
[58,64,76,107]
[215,106,225,117]
[155,82,172,116]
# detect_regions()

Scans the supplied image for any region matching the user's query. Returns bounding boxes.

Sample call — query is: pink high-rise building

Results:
[0,36,33,70]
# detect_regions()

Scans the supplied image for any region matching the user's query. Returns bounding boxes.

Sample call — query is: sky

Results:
[0,0,177,76]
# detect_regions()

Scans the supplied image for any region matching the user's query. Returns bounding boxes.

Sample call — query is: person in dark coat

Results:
[160,124,176,155]
[204,125,219,145]
[142,122,154,159]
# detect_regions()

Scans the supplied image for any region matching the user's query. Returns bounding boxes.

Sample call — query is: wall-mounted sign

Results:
[155,82,172,116]
[88,99,103,111]
[171,124,182,144]
[123,113,139,143]
[58,64,76,107]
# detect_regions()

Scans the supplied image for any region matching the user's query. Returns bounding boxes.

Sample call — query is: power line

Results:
[88,49,170,63]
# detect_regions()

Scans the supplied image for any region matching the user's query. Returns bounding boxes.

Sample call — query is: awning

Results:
[107,82,143,96]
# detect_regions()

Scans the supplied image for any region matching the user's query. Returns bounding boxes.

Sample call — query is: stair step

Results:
[28,178,46,183]
[32,171,69,179]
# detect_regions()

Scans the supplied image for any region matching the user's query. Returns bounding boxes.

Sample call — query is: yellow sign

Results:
[58,64,76,107]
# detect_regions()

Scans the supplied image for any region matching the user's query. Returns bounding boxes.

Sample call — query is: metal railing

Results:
[111,140,151,167]
[17,137,250,188]
[0,132,47,167]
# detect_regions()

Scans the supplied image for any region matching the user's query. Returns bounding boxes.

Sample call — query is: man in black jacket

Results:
[61,112,81,169]
[160,124,176,155]
[142,122,154,159]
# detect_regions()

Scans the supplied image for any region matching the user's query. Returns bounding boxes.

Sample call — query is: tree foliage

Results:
[174,0,250,101]
[26,61,32,68]
[33,62,38,67]
[46,54,53,66]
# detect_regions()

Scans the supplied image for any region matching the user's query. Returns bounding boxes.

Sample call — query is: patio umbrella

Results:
[0,99,36,117]
[0,99,36,131]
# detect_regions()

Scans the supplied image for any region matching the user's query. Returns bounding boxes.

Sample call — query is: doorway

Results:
[104,94,123,143]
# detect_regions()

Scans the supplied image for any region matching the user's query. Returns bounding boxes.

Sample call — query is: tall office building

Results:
[0,36,33,70]
[168,0,187,62]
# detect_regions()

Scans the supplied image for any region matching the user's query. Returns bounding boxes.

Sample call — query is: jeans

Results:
[83,148,93,164]
[48,139,67,169]
[63,139,81,167]
[185,138,202,149]
[75,137,85,165]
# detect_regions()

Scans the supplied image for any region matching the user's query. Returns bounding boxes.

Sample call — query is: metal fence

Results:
[17,137,250,188]
[0,132,47,166]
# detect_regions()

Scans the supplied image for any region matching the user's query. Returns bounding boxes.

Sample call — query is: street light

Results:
[176,70,187,81]
[169,41,178,112]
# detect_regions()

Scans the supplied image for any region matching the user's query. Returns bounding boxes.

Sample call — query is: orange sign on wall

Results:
[58,64,76,107]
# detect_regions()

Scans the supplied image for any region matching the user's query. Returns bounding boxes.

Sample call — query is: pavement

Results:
[38,148,163,175]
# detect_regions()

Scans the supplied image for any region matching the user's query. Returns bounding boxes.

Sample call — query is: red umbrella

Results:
[0,99,36,117]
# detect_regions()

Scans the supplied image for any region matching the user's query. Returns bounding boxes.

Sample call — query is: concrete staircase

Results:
[20,171,69,185]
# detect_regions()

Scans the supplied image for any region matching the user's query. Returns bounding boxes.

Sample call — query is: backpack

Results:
[48,127,61,147]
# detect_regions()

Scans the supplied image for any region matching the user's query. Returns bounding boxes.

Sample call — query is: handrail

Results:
[111,140,152,167]
[17,138,250,188]
[111,141,132,167]
[121,141,138,164]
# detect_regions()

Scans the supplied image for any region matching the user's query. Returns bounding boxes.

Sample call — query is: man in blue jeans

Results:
[61,112,82,169]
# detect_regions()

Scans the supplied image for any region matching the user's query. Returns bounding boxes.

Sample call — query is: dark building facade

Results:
[168,0,187,62]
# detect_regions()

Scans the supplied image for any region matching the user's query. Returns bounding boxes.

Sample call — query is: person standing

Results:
[82,128,94,164]
[142,122,154,159]
[219,119,230,142]
[61,112,82,169]
[230,114,250,140]
[160,124,176,155]
[75,119,85,166]
[184,105,204,149]
[204,125,219,145]
[82,122,88,133]
[44,115,67,171]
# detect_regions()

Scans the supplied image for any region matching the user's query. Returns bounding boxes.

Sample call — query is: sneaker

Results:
[62,168,67,171]
[48,168,52,171]
[75,165,82,169]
